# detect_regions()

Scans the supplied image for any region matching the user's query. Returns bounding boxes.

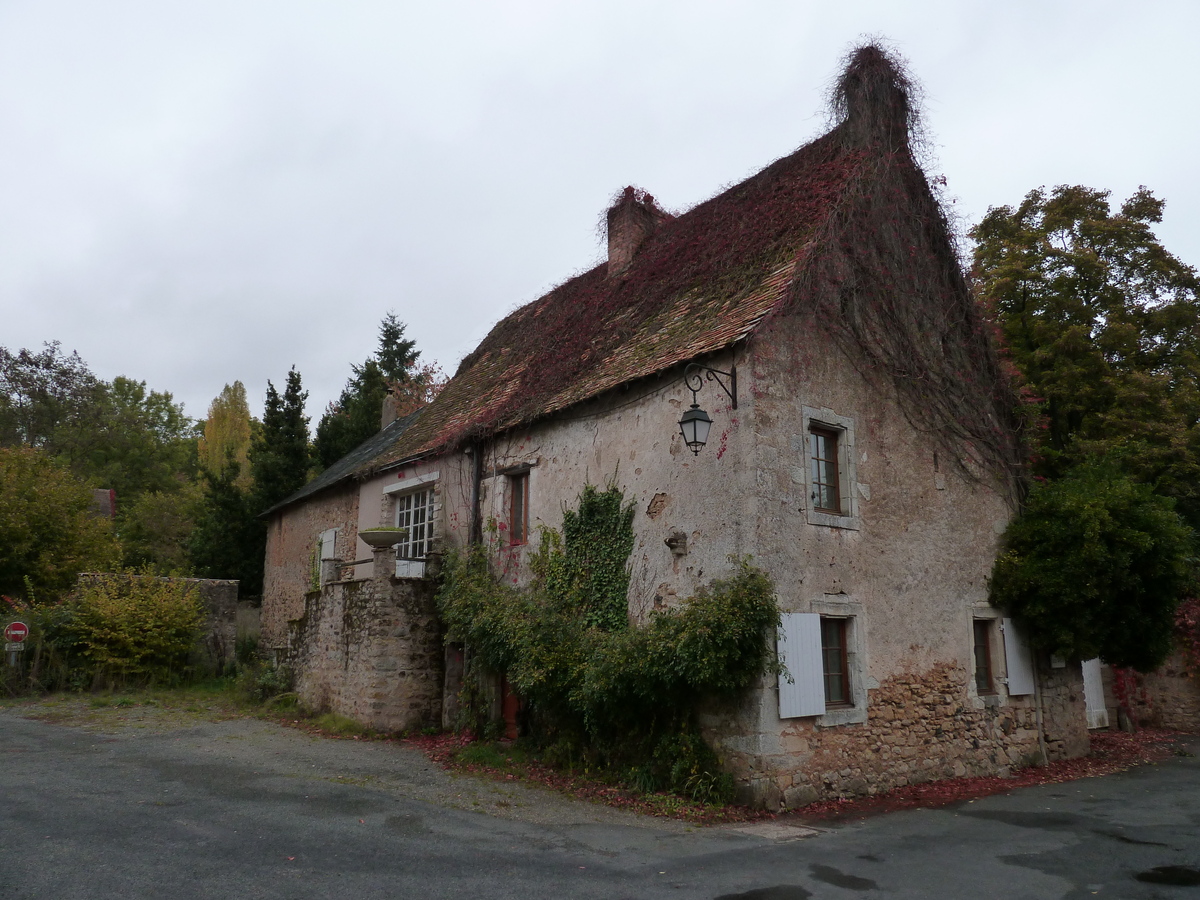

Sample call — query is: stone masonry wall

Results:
[286,548,443,732]
[707,660,1088,811]
[262,484,359,650]
[1108,651,1200,733]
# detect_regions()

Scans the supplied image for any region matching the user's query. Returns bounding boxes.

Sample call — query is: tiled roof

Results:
[366,130,865,472]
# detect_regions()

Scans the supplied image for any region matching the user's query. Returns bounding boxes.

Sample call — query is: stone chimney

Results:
[606,187,667,277]
[381,384,403,429]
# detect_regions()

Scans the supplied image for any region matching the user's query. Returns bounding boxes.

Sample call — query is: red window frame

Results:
[509,472,529,545]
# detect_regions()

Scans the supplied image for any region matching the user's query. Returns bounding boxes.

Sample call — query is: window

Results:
[800,407,860,530]
[810,427,840,513]
[394,488,433,559]
[777,609,867,724]
[509,472,529,545]
[821,617,851,706]
[972,619,995,694]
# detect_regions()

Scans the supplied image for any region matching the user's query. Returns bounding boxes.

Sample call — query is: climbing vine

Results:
[1177,597,1200,677]
[537,484,635,632]
[436,486,780,802]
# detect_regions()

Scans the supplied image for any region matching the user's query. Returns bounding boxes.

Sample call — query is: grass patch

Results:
[454,741,533,772]
[309,712,377,738]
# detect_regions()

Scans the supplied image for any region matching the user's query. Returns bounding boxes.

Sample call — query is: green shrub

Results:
[13,572,205,691]
[236,658,292,702]
[71,573,206,685]
[990,462,1195,671]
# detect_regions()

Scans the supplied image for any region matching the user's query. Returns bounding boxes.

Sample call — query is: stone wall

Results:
[262,483,359,650]
[1105,651,1200,733]
[286,547,443,732]
[706,659,1088,810]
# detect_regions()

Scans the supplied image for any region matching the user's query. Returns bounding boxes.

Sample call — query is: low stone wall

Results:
[707,660,1088,811]
[286,549,443,732]
[1107,651,1200,733]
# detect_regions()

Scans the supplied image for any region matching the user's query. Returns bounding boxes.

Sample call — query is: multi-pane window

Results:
[509,472,529,545]
[394,489,433,559]
[973,619,995,694]
[810,427,841,513]
[821,617,851,706]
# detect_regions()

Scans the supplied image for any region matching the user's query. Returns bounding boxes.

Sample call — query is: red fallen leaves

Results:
[405,729,1188,826]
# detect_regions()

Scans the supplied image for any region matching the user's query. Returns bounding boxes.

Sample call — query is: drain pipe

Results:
[1032,652,1049,766]
[468,441,484,546]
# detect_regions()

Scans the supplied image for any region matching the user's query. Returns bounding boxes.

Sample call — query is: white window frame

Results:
[383,472,439,579]
[799,406,861,530]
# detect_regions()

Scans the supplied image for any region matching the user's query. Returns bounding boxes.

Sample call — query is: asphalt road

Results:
[1,707,1198,899]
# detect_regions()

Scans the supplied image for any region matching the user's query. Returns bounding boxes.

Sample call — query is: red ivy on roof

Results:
[370,133,865,471]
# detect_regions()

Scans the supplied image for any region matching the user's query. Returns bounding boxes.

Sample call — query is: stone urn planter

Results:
[358,527,408,549]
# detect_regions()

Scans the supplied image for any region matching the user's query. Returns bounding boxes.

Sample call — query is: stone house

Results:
[261,46,1090,808]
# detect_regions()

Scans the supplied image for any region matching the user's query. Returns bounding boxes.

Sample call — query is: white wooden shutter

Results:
[1081,657,1110,729]
[319,529,338,561]
[778,613,826,718]
[1002,618,1036,696]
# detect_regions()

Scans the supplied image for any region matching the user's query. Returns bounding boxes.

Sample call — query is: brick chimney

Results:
[606,187,667,277]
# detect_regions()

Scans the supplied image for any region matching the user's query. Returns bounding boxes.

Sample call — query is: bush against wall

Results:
[990,462,1195,671]
[15,572,206,690]
[438,485,779,801]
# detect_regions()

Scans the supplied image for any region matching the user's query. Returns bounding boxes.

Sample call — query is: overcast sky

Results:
[2,1,1198,424]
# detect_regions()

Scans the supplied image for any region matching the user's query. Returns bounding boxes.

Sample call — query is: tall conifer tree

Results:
[313,313,420,470]
[251,367,310,511]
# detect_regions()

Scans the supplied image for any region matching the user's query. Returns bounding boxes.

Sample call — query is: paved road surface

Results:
[1,708,1197,899]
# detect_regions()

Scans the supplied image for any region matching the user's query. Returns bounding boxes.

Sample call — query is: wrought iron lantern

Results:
[677,362,737,454]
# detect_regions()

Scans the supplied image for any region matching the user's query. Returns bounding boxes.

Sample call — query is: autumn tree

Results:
[197,382,254,491]
[313,313,423,470]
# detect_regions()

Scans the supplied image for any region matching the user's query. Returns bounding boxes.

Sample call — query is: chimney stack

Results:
[381,384,402,429]
[606,187,667,277]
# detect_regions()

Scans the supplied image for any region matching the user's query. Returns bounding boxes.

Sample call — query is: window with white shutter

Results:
[778,613,827,718]
[1002,618,1036,696]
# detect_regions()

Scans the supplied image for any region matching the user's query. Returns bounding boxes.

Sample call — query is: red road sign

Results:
[4,622,29,642]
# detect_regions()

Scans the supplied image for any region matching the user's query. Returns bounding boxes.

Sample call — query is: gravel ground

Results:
[1,697,693,832]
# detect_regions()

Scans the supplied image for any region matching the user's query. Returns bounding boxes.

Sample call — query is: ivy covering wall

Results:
[437,484,779,801]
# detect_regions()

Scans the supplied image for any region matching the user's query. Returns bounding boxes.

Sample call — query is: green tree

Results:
[118,484,204,573]
[69,377,195,502]
[0,447,121,601]
[0,342,105,450]
[251,368,310,511]
[313,313,420,470]
[990,462,1193,672]
[971,185,1200,524]
[188,454,262,598]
